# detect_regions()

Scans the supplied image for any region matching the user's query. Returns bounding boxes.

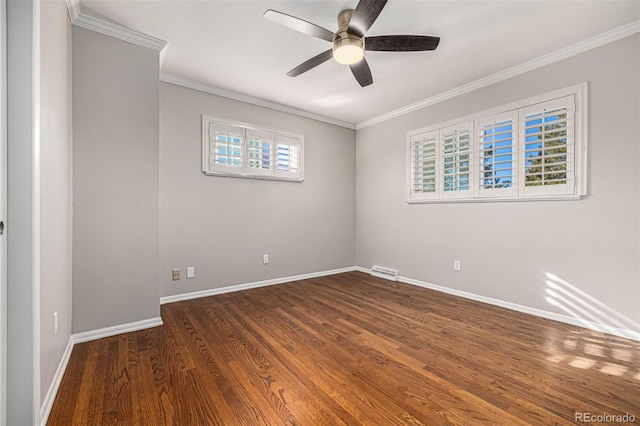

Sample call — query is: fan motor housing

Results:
[333,31,364,51]
[333,9,365,64]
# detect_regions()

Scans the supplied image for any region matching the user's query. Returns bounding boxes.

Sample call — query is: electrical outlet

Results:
[453,260,461,272]
[172,269,181,281]
[53,312,59,336]
[187,266,195,278]
[263,254,269,264]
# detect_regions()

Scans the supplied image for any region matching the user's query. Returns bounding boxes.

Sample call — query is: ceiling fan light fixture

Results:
[333,36,364,65]
[333,44,363,65]
[264,2,440,87]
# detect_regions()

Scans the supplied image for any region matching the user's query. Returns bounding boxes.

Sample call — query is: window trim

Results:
[202,115,305,182]
[406,83,587,203]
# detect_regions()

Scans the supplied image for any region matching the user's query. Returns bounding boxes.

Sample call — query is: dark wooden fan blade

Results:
[365,35,440,51]
[287,49,334,77]
[264,9,335,43]
[348,0,388,37]
[349,58,373,87]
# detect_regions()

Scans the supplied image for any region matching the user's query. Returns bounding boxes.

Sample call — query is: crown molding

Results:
[356,19,640,130]
[65,0,80,22]
[66,0,167,52]
[63,0,637,131]
[160,73,356,130]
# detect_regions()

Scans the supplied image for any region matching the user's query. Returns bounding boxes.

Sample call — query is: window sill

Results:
[203,170,304,183]
[406,194,585,204]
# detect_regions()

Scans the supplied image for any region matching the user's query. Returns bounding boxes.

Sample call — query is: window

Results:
[202,116,304,182]
[407,84,586,203]
[521,97,575,197]
[477,110,518,198]
[410,130,437,199]
[442,122,472,199]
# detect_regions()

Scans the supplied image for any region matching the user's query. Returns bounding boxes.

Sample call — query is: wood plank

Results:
[48,272,640,425]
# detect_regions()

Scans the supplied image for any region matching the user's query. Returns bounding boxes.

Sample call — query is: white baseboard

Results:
[72,316,164,344]
[40,336,74,426]
[160,266,358,305]
[39,316,164,425]
[36,266,638,426]
[357,266,640,342]
[37,267,357,424]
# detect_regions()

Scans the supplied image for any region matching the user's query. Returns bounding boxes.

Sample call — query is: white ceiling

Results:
[81,0,639,125]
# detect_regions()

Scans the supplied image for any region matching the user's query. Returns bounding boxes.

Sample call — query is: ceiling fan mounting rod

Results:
[337,9,354,32]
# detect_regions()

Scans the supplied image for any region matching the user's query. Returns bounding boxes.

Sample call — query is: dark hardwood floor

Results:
[48,271,640,425]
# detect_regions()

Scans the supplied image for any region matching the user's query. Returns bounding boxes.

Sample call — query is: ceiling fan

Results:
[264,0,440,87]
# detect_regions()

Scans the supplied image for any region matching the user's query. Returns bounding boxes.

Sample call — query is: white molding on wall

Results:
[63,1,637,132]
[160,266,358,305]
[39,316,163,424]
[39,337,73,426]
[160,73,356,130]
[357,267,640,342]
[65,0,167,52]
[34,266,640,425]
[72,316,164,344]
[38,267,357,424]
[356,20,640,130]
[64,0,79,22]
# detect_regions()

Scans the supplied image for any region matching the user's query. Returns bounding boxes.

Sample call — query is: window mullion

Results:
[517,108,526,197]
[473,120,479,198]
[241,128,247,175]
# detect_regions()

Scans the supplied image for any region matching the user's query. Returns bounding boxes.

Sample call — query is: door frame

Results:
[0,0,7,423]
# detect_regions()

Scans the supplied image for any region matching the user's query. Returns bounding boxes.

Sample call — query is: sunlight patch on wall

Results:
[542,272,640,381]
[544,272,640,340]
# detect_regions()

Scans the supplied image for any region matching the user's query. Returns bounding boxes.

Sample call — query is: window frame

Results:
[406,83,587,203]
[202,115,304,182]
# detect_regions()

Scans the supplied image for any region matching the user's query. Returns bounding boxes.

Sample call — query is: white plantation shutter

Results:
[275,134,302,179]
[441,122,472,199]
[208,122,243,173]
[409,130,438,200]
[202,116,304,181]
[246,129,273,176]
[477,111,518,198]
[520,96,575,197]
[406,84,585,203]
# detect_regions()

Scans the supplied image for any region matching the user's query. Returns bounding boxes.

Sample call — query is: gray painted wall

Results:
[40,0,73,406]
[159,82,356,297]
[72,27,160,333]
[7,1,36,423]
[356,34,640,331]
